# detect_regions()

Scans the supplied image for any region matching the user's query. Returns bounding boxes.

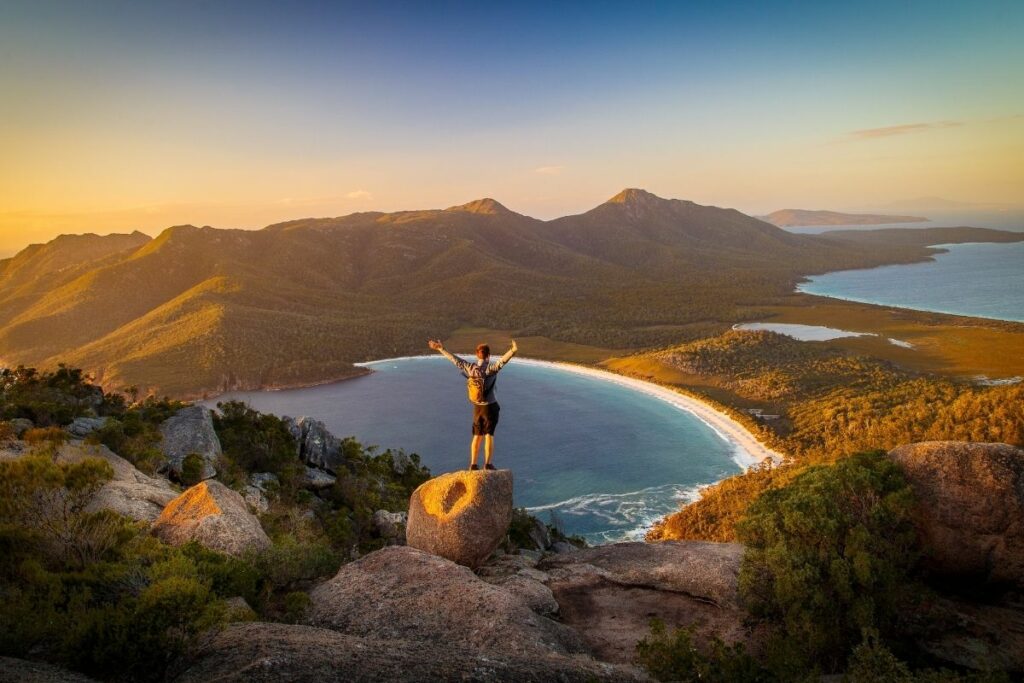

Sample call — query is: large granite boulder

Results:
[171,622,644,682]
[406,469,513,568]
[0,441,177,523]
[284,416,344,472]
[153,480,270,556]
[537,541,756,665]
[0,657,99,683]
[307,545,585,657]
[159,406,222,481]
[889,441,1024,586]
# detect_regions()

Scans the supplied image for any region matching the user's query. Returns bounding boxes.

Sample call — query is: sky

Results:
[1,0,1022,255]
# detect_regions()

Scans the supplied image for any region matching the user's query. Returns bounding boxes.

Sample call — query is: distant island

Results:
[760,208,929,227]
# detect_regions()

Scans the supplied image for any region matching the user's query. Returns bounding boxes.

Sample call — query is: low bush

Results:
[635,620,768,683]
[737,451,920,673]
[181,453,205,486]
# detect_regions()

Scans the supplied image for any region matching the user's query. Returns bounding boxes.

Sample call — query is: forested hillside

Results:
[644,330,1024,542]
[0,189,988,397]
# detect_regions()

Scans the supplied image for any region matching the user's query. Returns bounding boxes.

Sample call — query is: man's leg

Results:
[483,435,494,467]
[470,434,482,469]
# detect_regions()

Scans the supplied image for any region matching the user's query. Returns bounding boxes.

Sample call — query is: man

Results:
[427,338,517,470]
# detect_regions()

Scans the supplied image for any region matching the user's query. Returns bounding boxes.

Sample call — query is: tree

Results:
[737,451,920,673]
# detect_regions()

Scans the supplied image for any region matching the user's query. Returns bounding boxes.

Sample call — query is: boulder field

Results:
[5,418,1024,679]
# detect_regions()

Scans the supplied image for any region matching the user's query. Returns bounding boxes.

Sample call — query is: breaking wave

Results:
[526,482,706,545]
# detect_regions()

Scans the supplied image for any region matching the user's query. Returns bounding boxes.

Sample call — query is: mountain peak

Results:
[446,198,511,215]
[606,188,663,206]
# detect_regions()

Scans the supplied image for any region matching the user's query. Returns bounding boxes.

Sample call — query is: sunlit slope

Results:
[0,189,997,396]
[0,231,151,323]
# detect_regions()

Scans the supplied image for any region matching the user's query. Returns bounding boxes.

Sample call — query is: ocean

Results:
[798,241,1024,323]
[206,357,745,544]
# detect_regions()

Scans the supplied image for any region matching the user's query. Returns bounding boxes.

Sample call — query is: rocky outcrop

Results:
[538,541,754,665]
[9,418,34,437]
[159,406,221,481]
[903,594,1024,673]
[0,441,177,523]
[300,466,336,490]
[153,480,270,556]
[406,469,513,568]
[284,416,344,472]
[66,416,108,438]
[307,545,585,657]
[171,622,645,682]
[372,509,407,544]
[889,441,1024,586]
[242,473,278,514]
[0,657,99,683]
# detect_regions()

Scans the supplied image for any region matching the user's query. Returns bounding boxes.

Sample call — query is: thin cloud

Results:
[346,189,373,200]
[848,121,961,140]
[533,165,564,176]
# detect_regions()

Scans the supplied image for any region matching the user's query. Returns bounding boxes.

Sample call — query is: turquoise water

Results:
[207,357,743,544]
[798,242,1024,323]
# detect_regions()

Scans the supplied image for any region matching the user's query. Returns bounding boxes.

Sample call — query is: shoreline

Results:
[795,241,1024,325]
[356,355,783,469]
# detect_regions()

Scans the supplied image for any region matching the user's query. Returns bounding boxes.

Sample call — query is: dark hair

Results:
[476,344,490,358]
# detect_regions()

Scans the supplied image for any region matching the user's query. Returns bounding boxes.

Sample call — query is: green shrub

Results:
[635,619,769,682]
[737,451,920,673]
[90,414,165,474]
[844,631,1011,683]
[507,507,537,549]
[251,534,339,591]
[0,455,129,568]
[181,453,205,486]
[282,591,311,623]
[213,401,302,487]
[0,457,232,682]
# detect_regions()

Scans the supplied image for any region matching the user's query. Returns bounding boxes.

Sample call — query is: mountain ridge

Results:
[0,189,1012,397]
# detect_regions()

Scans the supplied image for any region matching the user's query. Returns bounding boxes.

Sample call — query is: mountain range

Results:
[0,189,1010,397]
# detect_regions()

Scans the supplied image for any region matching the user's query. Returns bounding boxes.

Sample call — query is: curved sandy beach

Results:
[357,355,783,469]
[519,359,784,469]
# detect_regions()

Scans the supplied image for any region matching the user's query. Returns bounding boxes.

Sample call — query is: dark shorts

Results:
[472,402,500,436]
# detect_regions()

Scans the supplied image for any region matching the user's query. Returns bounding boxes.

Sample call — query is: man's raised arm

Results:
[428,339,471,374]
[489,340,518,373]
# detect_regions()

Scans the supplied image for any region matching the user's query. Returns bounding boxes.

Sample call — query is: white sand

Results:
[358,355,784,469]
[517,359,783,469]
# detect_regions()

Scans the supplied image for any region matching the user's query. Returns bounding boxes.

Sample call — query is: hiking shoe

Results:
[485,463,496,470]
[469,464,479,471]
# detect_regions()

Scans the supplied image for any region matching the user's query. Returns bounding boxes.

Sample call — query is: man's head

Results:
[476,343,490,360]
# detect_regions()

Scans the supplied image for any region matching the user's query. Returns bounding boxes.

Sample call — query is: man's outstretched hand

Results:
[427,339,444,351]
[510,339,518,353]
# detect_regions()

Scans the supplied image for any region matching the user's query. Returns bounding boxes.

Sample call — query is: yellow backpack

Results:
[466,365,488,404]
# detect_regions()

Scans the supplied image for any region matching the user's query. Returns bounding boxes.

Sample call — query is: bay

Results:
[207,357,746,544]
[798,242,1024,323]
